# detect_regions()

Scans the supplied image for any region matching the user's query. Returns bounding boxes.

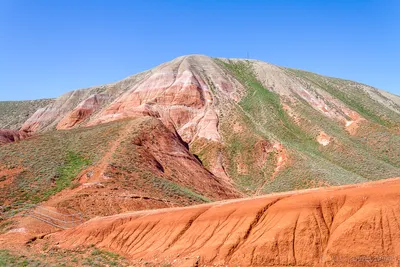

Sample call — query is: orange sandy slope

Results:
[53,177,400,267]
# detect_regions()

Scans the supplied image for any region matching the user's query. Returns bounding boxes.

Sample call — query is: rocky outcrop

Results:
[0,129,29,145]
[317,131,331,146]
[55,177,400,267]
[124,117,238,200]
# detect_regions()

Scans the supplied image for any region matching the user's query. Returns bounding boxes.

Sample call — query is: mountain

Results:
[1,55,399,203]
[0,54,400,266]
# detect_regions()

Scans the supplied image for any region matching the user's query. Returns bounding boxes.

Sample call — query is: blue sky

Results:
[0,0,399,100]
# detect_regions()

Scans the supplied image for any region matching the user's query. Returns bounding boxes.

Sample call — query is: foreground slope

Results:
[54,177,400,267]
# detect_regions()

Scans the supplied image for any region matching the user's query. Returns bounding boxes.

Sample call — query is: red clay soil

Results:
[52,177,400,267]
[0,167,24,191]
[0,208,66,249]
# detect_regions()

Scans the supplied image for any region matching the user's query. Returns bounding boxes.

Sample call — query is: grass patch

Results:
[39,151,90,202]
[216,59,311,142]
[212,59,400,193]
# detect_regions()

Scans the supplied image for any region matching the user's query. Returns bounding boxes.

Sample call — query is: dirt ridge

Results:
[52,177,400,266]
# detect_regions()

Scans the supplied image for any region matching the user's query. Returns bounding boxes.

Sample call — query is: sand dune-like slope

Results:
[54,177,400,266]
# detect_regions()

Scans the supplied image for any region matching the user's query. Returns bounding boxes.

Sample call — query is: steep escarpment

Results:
[55,177,400,267]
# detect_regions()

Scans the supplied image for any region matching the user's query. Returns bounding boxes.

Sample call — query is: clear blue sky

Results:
[0,0,399,101]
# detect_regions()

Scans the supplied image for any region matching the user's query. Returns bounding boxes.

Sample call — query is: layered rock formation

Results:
[20,71,151,132]
[55,177,400,267]
[56,93,108,129]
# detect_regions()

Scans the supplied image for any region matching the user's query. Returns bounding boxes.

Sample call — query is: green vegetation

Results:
[84,248,124,266]
[287,69,400,126]
[39,151,90,201]
[217,59,311,142]
[213,59,326,193]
